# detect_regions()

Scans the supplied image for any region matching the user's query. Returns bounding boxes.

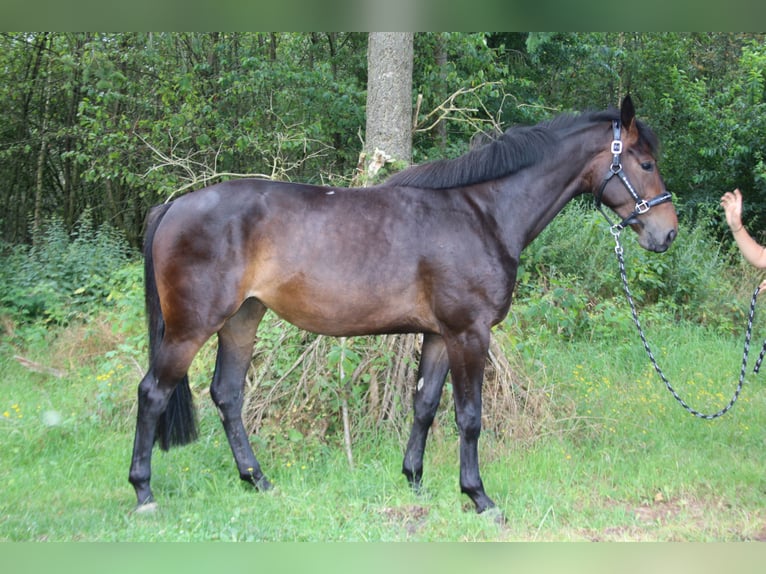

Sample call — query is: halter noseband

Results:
[594,119,672,232]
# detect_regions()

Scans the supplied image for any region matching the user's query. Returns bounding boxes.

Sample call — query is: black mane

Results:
[384,108,658,190]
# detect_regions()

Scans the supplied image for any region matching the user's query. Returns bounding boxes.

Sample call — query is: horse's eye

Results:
[641,162,654,172]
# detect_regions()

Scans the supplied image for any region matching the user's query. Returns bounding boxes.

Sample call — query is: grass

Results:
[2,313,766,541]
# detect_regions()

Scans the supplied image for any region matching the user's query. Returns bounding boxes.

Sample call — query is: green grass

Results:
[2,316,766,541]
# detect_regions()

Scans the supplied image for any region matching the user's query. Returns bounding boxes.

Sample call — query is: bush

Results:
[0,212,135,325]
[514,199,744,340]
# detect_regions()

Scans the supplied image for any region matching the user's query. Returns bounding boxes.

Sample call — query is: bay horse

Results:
[129,95,677,515]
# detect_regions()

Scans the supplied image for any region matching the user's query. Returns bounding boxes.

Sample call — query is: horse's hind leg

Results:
[210,298,272,491]
[402,333,450,491]
[129,339,202,510]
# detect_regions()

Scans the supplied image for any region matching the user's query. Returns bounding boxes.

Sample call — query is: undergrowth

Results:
[0,212,135,327]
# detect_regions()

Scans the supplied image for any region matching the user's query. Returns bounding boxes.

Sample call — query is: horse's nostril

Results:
[667,228,678,244]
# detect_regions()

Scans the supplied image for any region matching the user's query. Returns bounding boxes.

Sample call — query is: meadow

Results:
[2,305,766,541]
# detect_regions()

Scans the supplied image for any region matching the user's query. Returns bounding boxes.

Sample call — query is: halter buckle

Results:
[635,200,650,214]
[611,140,623,155]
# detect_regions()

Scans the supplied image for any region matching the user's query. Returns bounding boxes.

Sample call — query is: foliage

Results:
[0,171,756,448]
[0,212,134,325]
[508,33,765,239]
[0,33,367,245]
[2,32,764,254]
[513,200,744,345]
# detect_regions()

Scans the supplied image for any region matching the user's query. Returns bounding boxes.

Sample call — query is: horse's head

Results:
[593,95,678,253]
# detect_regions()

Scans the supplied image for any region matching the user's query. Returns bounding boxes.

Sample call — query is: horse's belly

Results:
[251,280,437,337]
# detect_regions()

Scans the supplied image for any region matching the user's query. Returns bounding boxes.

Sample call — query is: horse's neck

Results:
[500,131,604,250]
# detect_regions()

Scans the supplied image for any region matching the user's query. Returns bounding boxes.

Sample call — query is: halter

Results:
[594,120,673,232]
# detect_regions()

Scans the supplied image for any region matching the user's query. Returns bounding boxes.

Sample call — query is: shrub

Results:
[515,199,744,339]
[0,212,135,325]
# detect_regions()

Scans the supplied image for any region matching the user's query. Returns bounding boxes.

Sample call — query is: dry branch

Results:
[241,326,553,449]
[138,133,272,201]
[14,355,65,378]
[413,81,505,137]
[138,112,333,201]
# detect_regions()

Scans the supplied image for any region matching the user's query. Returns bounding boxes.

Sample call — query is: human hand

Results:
[720,188,744,232]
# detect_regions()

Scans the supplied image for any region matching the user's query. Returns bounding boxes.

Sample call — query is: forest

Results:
[1,32,765,248]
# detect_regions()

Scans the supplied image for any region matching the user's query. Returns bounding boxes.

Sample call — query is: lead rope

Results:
[612,228,759,420]
[754,341,766,374]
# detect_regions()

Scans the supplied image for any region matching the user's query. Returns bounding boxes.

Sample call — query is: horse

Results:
[128,95,677,516]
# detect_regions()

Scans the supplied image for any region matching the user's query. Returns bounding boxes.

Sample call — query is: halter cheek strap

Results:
[594,120,672,231]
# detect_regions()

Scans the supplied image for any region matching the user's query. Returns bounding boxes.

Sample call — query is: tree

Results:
[363,33,414,177]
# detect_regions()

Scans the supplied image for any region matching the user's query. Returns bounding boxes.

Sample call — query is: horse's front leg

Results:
[444,328,497,514]
[402,333,450,491]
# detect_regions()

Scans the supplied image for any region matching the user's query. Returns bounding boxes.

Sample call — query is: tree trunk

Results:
[364,33,414,173]
[34,34,52,239]
[361,33,419,443]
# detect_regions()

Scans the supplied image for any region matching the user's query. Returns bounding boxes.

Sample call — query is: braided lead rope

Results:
[612,229,758,420]
[753,338,766,374]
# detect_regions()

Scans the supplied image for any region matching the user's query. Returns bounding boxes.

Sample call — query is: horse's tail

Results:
[143,202,198,451]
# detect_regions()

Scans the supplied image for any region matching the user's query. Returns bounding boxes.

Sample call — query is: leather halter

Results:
[594,120,672,231]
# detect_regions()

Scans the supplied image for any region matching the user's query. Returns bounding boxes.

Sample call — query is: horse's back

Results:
[149,180,447,337]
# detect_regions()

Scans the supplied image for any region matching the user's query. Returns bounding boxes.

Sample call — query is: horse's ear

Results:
[620,95,636,130]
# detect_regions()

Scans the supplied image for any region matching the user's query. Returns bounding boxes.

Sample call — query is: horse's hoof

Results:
[480,506,507,526]
[133,501,159,514]
[407,477,424,495]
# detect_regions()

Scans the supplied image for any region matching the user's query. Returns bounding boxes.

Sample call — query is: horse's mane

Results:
[384,108,658,190]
